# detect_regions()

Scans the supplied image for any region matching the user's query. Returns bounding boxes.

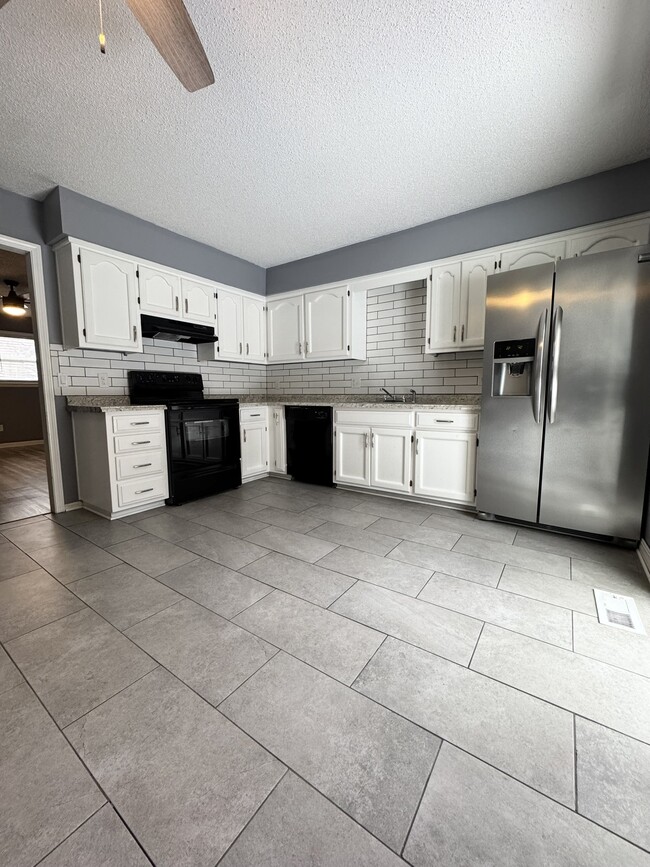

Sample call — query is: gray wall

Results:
[266,159,650,293]
[0,386,43,444]
[44,187,266,296]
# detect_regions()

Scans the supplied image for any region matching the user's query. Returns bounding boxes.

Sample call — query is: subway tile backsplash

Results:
[50,281,482,398]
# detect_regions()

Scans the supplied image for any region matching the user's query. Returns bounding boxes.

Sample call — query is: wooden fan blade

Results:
[125,0,214,92]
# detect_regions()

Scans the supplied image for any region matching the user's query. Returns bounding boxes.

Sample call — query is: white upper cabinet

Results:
[139,265,181,317]
[216,290,243,360]
[427,262,461,352]
[566,219,650,257]
[267,296,305,363]
[460,256,494,349]
[242,297,266,362]
[304,286,349,360]
[181,278,214,325]
[499,239,566,271]
[69,247,141,351]
[370,427,412,493]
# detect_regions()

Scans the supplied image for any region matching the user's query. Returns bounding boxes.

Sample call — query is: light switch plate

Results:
[99,373,110,389]
[58,374,68,387]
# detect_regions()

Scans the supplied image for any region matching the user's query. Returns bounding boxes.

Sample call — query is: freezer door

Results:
[539,245,650,539]
[476,264,553,522]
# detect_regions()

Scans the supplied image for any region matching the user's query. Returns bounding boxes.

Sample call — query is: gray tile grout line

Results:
[399,738,443,859]
[31,802,108,867]
[573,714,579,813]
[467,621,486,669]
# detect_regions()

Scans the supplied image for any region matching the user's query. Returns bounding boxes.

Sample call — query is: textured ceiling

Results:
[1,1,649,267]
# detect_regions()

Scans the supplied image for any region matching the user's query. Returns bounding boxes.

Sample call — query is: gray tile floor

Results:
[2,477,650,866]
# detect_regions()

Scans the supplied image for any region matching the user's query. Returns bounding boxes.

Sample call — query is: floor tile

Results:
[30,538,121,584]
[0,539,38,581]
[471,624,650,743]
[189,509,270,538]
[308,521,399,556]
[403,743,649,867]
[220,772,403,867]
[66,668,284,867]
[355,638,575,805]
[2,520,77,552]
[251,492,320,512]
[206,494,269,517]
[365,516,460,550]
[453,534,571,578]
[576,717,650,852]
[118,505,170,523]
[304,504,379,529]
[498,564,597,615]
[422,509,518,543]
[40,804,149,867]
[0,644,23,695]
[0,683,104,867]
[514,526,641,568]
[0,569,85,642]
[573,611,650,678]
[69,564,181,631]
[352,497,434,525]
[69,518,145,548]
[332,581,481,665]
[131,512,205,542]
[248,506,326,534]
[178,528,269,570]
[246,525,339,563]
[0,514,50,532]
[220,652,439,853]
[125,599,276,704]
[50,508,98,527]
[7,608,157,726]
[106,534,198,578]
[388,540,503,586]
[239,552,354,607]
[156,556,272,618]
[419,571,573,648]
[571,556,650,594]
[234,590,384,684]
[318,546,431,596]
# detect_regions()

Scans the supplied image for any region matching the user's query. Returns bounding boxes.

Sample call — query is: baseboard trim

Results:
[0,439,44,449]
[638,540,650,583]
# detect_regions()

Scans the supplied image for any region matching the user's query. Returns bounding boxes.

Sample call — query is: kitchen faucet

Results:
[380,388,417,404]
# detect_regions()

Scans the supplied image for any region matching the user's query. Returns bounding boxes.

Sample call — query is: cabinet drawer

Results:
[240,406,268,422]
[117,475,168,508]
[335,410,414,427]
[113,432,164,454]
[112,413,162,433]
[416,411,478,431]
[115,450,165,481]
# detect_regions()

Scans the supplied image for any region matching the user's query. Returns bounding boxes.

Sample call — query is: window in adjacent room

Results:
[0,336,38,382]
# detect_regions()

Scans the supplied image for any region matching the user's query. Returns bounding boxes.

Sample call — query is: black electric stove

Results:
[128,371,242,505]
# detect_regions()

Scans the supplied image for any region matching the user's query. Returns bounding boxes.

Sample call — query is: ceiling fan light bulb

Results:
[99,32,106,54]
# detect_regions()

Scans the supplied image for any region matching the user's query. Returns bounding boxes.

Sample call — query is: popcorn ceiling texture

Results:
[1,1,649,266]
[50,281,481,398]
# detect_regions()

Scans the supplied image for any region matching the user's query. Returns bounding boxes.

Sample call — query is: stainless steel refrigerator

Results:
[476,244,650,542]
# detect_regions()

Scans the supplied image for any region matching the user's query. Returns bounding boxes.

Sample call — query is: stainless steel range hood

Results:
[140,315,217,344]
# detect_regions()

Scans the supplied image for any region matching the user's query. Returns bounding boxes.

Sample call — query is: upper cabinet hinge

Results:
[476,436,479,447]
[347,290,350,296]
[427,337,431,346]
[347,345,350,351]
[214,292,218,299]
[136,269,139,278]
[137,296,141,305]
[474,488,477,497]
[77,252,81,263]
[411,435,414,443]
[410,480,413,487]
[82,327,86,337]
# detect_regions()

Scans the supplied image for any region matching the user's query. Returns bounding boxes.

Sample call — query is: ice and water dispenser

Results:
[492,338,536,397]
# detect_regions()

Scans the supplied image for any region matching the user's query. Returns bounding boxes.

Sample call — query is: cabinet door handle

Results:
[135,488,154,495]
[365,433,369,448]
[298,342,302,355]
[246,342,249,355]
[415,438,419,455]
[132,440,151,445]
[184,298,188,314]
[239,342,243,355]
[453,325,457,342]
[305,341,309,354]
[130,421,150,426]
[371,432,375,448]
[133,325,138,342]
[461,324,465,342]
[175,296,179,312]
[243,430,247,443]
[133,462,152,468]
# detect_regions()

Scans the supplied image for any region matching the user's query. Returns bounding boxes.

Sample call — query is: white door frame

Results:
[0,233,65,512]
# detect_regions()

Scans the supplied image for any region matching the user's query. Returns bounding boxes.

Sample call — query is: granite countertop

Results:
[67,393,480,413]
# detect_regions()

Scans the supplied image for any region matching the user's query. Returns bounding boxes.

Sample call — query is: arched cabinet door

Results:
[78,248,141,350]
[181,278,214,325]
[216,290,243,359]
[304,285,349,359]
[139,265,180,317]
[427,262,461,352]
[567,220,650,257]
[499,240,566,271]
[242,297,267,362]
[460,255,494,349]
[267,297,304,362]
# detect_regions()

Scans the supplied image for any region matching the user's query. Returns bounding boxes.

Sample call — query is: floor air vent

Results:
[593,589,646,635]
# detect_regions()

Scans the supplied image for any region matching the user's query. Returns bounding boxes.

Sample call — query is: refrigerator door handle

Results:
[532,310,548,424]
[547,306,563,424]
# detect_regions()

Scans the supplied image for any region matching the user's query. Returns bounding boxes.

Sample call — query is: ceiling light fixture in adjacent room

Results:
[2,281,28,317]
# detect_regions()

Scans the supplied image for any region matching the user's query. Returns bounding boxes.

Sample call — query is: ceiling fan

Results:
[0,0,214,92]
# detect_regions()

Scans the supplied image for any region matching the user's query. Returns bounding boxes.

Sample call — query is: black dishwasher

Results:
[285,406,334,486]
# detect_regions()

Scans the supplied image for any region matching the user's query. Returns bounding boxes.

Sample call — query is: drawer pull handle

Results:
[134,463,152,468]
[132,440,151,445]
[135,488,154,495]
[435,419,454,423]
[130,421,150,426]
[250,413,261,417]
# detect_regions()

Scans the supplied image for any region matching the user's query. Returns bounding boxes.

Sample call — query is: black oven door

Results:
[166,406,241,504]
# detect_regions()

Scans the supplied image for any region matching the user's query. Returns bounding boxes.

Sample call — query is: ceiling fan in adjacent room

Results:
[0,0,214,92]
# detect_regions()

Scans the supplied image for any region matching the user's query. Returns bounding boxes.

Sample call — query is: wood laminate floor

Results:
[0,443,51,522]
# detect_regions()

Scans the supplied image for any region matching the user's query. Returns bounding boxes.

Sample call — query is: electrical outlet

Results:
[58,373,68,387]
[99,373,110,389]
[0,424,4,432]
[351,375,362,388]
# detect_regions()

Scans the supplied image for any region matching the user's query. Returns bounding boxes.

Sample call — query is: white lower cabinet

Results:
[269,407,287,474]
[71,409,169,518]
[414,430,477,502]
[240,407,269,480]
[370,428,412,493]
[335,425,371,486]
